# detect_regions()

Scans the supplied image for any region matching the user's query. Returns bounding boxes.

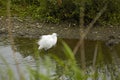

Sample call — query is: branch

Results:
[73,4,107,54]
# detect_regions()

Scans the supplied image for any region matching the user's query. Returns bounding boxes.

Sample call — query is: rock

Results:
[64,28,68,30]
[24,55,34,62]
[36,23,43,28]
[0,27,5,31]
[0,17,2,20]
[14,25,20,29]
[93,31,98,34]
[105,36,118,47]
[0,28,6,34]
[110,25,113,28]
[37,25,42,28]
[51,27,54,29]
[12,30,15,33]
[113,31,115,34]
[16,18,23,22]
[0,16,3,20]
[118,36,120,39]
[19,32,24,36]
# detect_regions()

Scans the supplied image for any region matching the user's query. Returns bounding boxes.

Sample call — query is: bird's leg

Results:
[44,49,49,54]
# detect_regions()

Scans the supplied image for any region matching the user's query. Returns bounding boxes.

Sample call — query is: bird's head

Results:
[52,33,57,36]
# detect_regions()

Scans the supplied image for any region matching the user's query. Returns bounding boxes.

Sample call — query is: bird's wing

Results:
[38,35,52,45]
[40,34,51,39]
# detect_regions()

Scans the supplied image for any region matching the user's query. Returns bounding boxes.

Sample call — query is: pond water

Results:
[0,36,120,80]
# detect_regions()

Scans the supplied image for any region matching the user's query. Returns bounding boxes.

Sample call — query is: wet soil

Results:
[0,16,120,43]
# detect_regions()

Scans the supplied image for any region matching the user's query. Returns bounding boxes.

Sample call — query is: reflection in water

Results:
[0,45,56,80]
[13,37,120,66]
[0,37,120,79]
[92,41,99,69]
[14,37,38,57]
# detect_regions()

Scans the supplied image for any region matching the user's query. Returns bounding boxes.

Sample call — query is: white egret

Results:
[38,33,57,50]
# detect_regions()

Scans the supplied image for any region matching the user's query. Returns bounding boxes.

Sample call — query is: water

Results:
[0,36,120,80]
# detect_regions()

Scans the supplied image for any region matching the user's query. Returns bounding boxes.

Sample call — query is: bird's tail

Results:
[38,46,42,50]
[38,46,41,50]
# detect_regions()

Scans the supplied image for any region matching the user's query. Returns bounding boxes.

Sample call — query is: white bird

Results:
[38,33,57,50]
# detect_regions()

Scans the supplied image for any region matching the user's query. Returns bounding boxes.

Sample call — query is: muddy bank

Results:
[0,16,120,43]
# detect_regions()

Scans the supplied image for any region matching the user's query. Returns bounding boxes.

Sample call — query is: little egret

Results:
[38,33,57,50]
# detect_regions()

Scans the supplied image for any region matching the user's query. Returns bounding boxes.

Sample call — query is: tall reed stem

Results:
[7,0,24,80]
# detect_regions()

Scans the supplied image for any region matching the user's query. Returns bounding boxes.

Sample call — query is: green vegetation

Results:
[0,0,120,25]
[2,0,120,79]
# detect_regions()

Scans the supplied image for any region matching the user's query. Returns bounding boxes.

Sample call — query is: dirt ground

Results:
[0,16,120,43]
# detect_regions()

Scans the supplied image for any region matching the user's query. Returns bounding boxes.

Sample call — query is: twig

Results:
[73,4,107,55]
[92,42,99,70]
[7,0,24,80]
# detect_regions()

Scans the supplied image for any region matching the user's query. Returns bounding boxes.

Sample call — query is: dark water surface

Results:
[14,37,120,66]
[0,37,120,80]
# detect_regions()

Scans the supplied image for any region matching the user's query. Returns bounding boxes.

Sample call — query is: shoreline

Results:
[0,17,120,43]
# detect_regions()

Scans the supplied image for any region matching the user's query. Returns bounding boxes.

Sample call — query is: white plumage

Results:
[38,33,57,50]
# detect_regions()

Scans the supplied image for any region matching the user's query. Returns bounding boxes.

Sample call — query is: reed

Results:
[2,0,119,80]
